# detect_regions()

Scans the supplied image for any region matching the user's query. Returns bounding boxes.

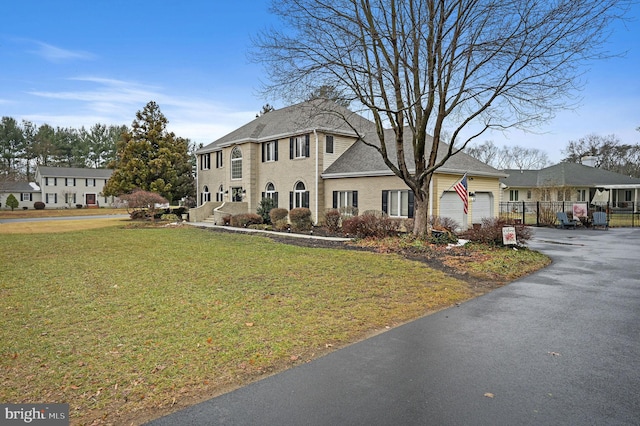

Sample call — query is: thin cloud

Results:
[30,41,95,62]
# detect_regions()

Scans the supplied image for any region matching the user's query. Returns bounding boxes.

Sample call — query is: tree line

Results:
[465,128,640,178]
[0,117,126,180]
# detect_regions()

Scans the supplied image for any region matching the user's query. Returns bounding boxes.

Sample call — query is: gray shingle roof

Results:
[197,99,377,153]
[37,166,113,179]
[502,163,640,187]
[0,181,40,192]
[198,99,503,177]
[323,128,505,178]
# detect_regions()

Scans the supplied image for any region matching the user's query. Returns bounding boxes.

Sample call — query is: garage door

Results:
[439,192,466,230]
[471,192,493,224]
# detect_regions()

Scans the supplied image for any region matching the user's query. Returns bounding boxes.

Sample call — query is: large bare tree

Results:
[253,0,630,236]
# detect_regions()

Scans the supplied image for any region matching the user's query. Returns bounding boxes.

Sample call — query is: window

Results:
[509,190,519,201]
[64,193,76,204]
[201,185,211,204]
[576,189,586,202]
[215,151,223,168]
[527,190,532,200]
[382,190,414,218]
[262,141,278,162]
[65,178,75,186]
[262,183,279,206]
[557,190,564,202]
[45,177,57,186]
[21,193,32,201]
[326,135,334,154]
[290,135,310,159]
[290,181,309,209]
[332,190,358,215]
[216,185,224,202]
[201,153,211,170]
[231,147,242,179]
[86,178,95,187]
[46,193,57,204]
[625,190,632,202]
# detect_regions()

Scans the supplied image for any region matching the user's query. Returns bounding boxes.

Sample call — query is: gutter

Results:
[314,129,319,225]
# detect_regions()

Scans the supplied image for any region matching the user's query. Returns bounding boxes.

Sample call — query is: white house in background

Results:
[0,181,41,209]
[34,166,115,208]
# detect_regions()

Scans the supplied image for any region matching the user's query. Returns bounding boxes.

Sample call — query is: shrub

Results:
[274,218,289,231]
[5,194,19,211]
[34,201,45,210]
[257,198,277,224]
[342,214,401,238]
[231,213,263,227]
[269,208,288,225]
[160,213,181,222]
[130,210,150,220]
[222,214,232,225]
[324,209,342,233]
[429,215,460,232]
[462,217,532,246]
[119,189,169,220]
[289,208,313,232]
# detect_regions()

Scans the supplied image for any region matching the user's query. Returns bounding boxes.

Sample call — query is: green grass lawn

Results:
[1,226,478,425]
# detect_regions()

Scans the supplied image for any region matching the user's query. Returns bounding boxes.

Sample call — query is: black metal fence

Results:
[499,202,639,227]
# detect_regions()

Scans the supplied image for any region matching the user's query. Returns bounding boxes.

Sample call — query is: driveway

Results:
[147,227,640,426]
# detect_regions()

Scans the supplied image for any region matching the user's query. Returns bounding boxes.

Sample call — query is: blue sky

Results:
[2,1,639,164]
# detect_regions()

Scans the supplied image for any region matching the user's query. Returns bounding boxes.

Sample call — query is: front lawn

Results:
[1,226,493,425]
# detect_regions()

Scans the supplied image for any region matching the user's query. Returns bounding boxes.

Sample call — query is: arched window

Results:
[201,185,211,204]
[263,182,278,206]
[291,181,309,209]
[231,147,242,179]
[216,185,224,202]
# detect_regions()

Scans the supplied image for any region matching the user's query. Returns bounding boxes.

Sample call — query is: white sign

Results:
[502,226,517,246]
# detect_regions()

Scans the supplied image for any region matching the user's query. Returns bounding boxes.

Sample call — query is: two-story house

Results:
[193,99,505,229]
[35,166,114,208]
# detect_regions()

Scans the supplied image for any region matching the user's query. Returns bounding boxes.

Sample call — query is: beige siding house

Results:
[193,100,505,229]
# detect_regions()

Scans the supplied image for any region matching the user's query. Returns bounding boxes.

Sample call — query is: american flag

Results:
[453,174,468,214]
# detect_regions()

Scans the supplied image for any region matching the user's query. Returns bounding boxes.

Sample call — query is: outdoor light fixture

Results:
[469,192,476,202]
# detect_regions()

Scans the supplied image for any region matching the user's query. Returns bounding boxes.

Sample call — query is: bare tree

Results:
[254,0,630,236]
[562,133,640,177]
[466,141,549,170]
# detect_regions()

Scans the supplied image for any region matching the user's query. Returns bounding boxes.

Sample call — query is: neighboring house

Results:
[34,166,114,208]
[501,162,640,208]
[193,99,505,229]
[0,181,41,209]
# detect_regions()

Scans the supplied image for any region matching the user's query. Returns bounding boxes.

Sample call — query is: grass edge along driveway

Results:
[0,224,548,425]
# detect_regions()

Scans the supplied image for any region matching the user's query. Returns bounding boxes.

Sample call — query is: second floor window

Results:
[262,141,278,162]
[326,135,334,154]
[290,135,310,159]
[231,147,242,179]
[215,151,223,168]
[201,153,211,170]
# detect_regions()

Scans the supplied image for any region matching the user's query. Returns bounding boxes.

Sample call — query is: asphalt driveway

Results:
[147,227,640,426]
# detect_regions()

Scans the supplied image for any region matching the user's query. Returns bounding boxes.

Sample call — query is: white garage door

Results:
[471,192,493,223]
[439,192,466,230]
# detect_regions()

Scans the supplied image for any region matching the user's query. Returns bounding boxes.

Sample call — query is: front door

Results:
[86,193,96,205]
[231,187,243,202]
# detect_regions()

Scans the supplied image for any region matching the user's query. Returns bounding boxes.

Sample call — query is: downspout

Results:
[314,129,319,225]
[429,177,433,217]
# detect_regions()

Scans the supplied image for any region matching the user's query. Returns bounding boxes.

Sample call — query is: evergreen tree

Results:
[103,101,195,203]
[6,193,19,211]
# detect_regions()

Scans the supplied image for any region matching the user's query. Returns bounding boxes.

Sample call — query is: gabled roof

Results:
[502,163,640,187]
[323,128,505,178]
[197,99,377,153]
[0,181,40,192]
[37,166,113,179]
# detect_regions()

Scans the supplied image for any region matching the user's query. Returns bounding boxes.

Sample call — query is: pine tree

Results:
[6,193,19,211]
[103,102,195,203]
